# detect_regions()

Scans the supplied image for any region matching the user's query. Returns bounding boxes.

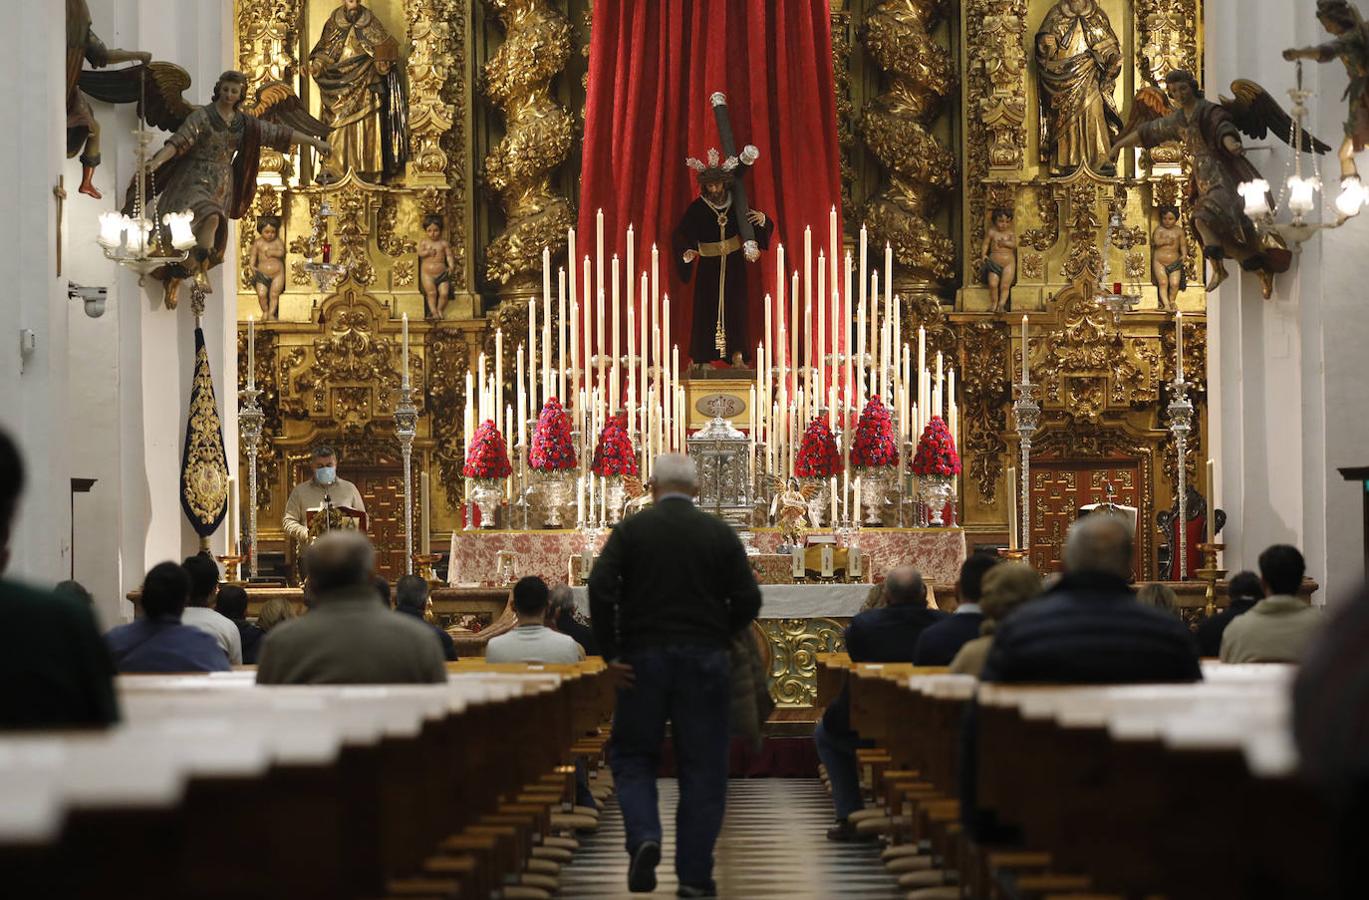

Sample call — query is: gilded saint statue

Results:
[1035,0,1124,174]
[309,0,409,183]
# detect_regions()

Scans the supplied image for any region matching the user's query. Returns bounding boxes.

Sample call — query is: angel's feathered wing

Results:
[78,62,194,132]
[247,81,329,140]
[1221,80,1331,154]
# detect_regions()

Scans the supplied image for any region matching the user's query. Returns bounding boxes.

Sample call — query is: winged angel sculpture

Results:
[1111,71,1329,298]
[80,65,330,308]
[768,477,821,550]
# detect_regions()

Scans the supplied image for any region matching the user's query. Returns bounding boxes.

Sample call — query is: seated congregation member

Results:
[981,516,1202,684]
[181,553,243,664]
[395,574,458,661]
[255,596,297,633]
[913,552,1000,666]
[215,585,264,665]
[54,579,95,608]
[486,576,585,664]
[256,532,447,685]
[1292,583,1369,897]
[1221,544,1322,663]
[949,562,1042,677]
[817,566,945,841]
[1137,582,1180,617]
[1195,570,1264,657]
[0,427,119,728]
[549,584,599,657]
[373,575,392,607]
[107,563,231,673]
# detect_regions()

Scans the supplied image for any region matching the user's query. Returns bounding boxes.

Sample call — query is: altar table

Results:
[448,527,967,588]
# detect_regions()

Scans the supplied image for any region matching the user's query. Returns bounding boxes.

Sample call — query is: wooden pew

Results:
[834,660,1338,900]
[0,666,615,900]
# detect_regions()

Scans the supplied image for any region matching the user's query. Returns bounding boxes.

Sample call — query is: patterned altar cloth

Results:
[448,527,967,587]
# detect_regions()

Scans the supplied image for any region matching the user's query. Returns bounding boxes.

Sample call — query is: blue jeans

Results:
[610,644,732,888]
[814,718,866,820]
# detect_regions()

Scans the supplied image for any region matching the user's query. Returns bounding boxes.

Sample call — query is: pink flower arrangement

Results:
[529,396,577,471]
[849,397,899,469]
[912,416,962,478]
[591,413,639,477]
[462,419,512,479]
[794,417,843,478]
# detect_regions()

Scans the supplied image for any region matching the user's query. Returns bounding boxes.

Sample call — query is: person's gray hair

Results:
[312,444,337,460]
[883,566,927,607]
[652,453,698,492]
[548,583,575,612]
[1062,514,1134,579]
[305,531,375,593]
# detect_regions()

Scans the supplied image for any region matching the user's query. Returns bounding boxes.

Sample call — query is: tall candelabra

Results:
[1166,377,1194,579]
[238,386,265,580]
[1012,381,1041,555]
[394,380,418,575]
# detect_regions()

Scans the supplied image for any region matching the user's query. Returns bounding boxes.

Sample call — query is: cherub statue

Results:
[979,207,1018,313]
[248,215,285,318]
[66,0,151,199]
[769,477,819,549]
[1111,71,1329,297]
[104,69,330,308]
[1150,205,1188,310]
[1284,1,1369,185]
[417,214,455,320]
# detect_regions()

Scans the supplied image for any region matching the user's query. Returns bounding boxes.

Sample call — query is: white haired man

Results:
[588,454,762,897]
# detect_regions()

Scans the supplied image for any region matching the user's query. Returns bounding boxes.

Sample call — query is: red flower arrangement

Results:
[591,413,639,477]
[462,419,512,479]
[794,417,843,478]
[849,397,900,469]
[529,396,577,471]
[912,416,962,478]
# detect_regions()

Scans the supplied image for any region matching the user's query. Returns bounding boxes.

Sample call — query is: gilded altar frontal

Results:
[234,0,1207,583]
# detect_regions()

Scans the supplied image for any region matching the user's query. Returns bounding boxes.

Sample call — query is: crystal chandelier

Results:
[95,71,195,280]
[1240,61,1362,247]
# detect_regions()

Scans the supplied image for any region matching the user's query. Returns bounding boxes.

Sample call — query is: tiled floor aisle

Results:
[558,778,903,899]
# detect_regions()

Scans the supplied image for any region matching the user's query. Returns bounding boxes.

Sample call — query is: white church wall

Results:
[0,3,71,584]
[1207,0,1369,606]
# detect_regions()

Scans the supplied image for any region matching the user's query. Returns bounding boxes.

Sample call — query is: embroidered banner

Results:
[180,326,230,538]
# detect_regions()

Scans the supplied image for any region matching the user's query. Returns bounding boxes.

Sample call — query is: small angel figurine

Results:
[248,215,286,318]
[418,214,455,320]
[979,208,1018,313]
[1150,205,1188,310]
[769,477,817,549]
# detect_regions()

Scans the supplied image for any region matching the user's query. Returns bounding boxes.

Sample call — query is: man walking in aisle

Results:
[589,454,762,897]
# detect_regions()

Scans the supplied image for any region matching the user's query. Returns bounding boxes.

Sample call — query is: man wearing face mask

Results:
[283,445,366,546]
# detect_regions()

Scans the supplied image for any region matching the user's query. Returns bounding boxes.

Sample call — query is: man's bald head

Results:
[305,531,376,594]
[1063,514,1134,580]
[883,566,928,607]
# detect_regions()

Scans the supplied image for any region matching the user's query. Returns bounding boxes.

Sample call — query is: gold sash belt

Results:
[697,236,741,257]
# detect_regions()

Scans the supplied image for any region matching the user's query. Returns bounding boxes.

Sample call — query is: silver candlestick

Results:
[394,380,418,574]
[1167,377,1194,579]
[238,386,265,580]
[1012,380,1041,555]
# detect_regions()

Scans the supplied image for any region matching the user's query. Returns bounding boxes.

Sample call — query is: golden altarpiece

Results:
[233,0,1208,587]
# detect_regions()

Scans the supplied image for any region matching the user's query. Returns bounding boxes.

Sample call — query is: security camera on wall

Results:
[67,282,108,318]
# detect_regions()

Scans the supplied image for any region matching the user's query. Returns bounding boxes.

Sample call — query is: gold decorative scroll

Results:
[480,0,575,292]
[860,0,957,287]
[405,0,457,185]
[759,617,847,708]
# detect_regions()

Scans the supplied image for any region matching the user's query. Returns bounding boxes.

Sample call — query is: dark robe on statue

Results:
[673,197,774,364]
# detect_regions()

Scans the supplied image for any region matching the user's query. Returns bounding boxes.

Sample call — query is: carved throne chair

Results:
[1156,486,1225,581]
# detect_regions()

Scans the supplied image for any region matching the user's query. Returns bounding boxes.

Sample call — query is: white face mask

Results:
[315,466,337,486]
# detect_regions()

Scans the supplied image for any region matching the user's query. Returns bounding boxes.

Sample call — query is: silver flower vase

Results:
[469,479,503,529]
[859,469,891,526]
[537,470,573,527]
[604,475,626,524]
[918,475,955,527]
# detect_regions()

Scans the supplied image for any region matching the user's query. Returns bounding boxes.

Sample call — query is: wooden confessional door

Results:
[295,463,414,581]
[1028,459,1143,578]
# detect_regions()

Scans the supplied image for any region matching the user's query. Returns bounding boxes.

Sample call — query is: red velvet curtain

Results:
[578,0,842,365]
